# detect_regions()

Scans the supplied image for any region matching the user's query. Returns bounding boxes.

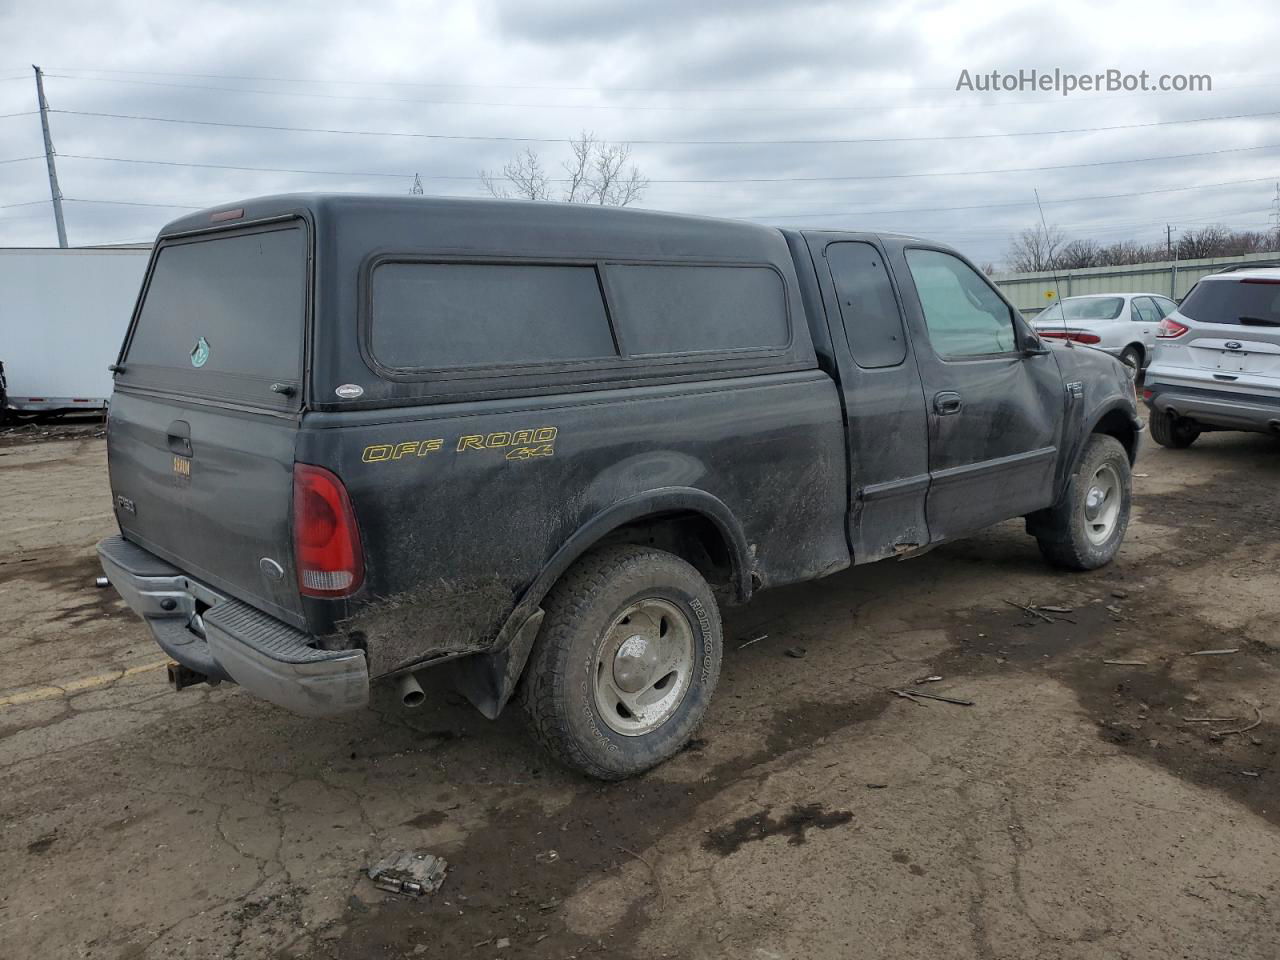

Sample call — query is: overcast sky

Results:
[1,0,1278,266]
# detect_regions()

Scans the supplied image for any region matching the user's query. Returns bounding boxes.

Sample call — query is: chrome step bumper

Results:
[97,535,368,716]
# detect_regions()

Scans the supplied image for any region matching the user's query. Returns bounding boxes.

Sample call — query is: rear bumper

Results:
[97,535,368,716]
[1143,381,1280,433]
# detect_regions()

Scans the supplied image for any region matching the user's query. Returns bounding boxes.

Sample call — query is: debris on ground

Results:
[913,675,943,684]
[1037,605,1074,614]
[367,850,448,896]
[534,849,559,865]
[1103,659,1149,666]
[891,688,974,707]
[1188,648,1239,656]
[1005,599,1056,623]
[736,633,768,650]
[1208,705,1263,740]
[784,646,807,659]
[1182,716,1240,723]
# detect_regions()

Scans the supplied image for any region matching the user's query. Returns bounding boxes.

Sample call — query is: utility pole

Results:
[1271,182,1280,250]
[1166,223,1173,260]
[410,173,424,195]
[33,65,68,248]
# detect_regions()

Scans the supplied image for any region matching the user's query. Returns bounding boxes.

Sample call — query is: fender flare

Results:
[449,487,753,719]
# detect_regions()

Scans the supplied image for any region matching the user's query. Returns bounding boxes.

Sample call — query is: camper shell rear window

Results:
[118,222,308,409]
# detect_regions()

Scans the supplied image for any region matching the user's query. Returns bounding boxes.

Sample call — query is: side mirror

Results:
[1022,333,1050,356]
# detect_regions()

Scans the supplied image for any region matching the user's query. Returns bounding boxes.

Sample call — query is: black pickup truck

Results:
[98,195,1140,778]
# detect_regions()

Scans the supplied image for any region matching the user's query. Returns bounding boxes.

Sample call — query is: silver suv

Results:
[1144,264,1280,447]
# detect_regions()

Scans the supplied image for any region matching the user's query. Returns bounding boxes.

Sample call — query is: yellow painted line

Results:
[0,660,170,707]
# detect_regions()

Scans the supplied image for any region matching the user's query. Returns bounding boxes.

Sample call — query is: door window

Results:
[825,242,907,368]
[905,249,1017,357]
[1132,297,1161,324]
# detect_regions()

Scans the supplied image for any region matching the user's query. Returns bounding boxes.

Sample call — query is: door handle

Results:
[166,420,192,457]
[933,392,963,416]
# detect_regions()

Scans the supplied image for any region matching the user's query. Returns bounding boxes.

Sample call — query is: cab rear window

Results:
[120,225,306,407]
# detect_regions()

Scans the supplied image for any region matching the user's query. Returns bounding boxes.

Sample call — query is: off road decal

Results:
[362,439,444,462]
[361,426,557,466]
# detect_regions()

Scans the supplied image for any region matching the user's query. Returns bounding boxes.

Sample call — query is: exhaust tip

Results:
[396,671,426,709]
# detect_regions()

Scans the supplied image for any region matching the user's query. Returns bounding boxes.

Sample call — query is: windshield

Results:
[1035,297,1124,324]
[1178,278,1280,327]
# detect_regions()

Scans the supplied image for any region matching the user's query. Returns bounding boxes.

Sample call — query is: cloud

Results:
[1,0,1276,266]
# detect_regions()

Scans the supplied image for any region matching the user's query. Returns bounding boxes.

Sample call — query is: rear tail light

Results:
[1039,331,1101,345]
[293,463,364,597]
[1157,317,1189,339]
[1142,388,1154,401]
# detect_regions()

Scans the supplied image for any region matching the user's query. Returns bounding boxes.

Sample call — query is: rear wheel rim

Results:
[592,598,695,737]
[1083,463,1122,545]
[1121,351,1140,380]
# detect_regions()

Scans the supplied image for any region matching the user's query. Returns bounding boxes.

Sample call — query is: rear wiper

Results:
[1237,316,1280,327]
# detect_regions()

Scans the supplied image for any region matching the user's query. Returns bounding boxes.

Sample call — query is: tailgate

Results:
[107,221,309,624]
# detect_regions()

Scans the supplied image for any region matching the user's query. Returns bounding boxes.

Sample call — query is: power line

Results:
[47,106,1280,147]
[37,71,1242,115]
[36,65,983,94]
[52,154,1280,216]
[63,198,202,209]
[0,111,39,120]
[0,155,44,164]
[42,142,1280,189]
[736,175,1280,220]
[0,199,51,210]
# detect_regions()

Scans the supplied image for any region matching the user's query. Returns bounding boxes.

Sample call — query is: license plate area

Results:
[1216,350,1252,373]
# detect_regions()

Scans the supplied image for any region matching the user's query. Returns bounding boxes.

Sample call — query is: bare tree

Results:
[1006,223,1067,272]
[1054,239,1101,270]
[481,132,649,207]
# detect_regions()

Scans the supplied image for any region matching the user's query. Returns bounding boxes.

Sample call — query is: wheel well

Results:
[1092,408,1138,464]
[1124,342,1145,361]
[596,510,736,592]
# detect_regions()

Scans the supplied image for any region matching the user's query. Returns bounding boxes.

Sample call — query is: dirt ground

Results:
[1,427,1277,960]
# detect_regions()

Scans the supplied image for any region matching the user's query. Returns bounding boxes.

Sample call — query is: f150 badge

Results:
[362,426,557,464]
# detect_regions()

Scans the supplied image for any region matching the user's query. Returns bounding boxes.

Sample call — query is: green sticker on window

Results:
[190,336,210,368]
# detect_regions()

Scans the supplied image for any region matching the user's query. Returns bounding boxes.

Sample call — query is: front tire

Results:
[1149,407,1200,448]
[1036,434,1132,571]
[518,545,722,780]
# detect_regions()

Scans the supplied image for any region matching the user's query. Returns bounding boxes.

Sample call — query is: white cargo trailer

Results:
[1,246,150,414]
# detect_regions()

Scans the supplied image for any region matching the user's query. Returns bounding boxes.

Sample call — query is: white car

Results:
[1032,293,1178,378]
[1143,264,1280,447]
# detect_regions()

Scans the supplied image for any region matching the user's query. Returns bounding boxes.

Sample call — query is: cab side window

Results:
[825,241,907,368]
[905,249,1017,358]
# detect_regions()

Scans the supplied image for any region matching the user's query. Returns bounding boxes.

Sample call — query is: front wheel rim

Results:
[592,598,695,737]
[1083,463,1123,545]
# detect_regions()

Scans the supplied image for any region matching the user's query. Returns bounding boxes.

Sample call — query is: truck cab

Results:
[99,195,1140,779]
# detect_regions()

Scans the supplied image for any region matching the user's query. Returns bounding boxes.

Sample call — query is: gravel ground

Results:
[0,430,1277,960]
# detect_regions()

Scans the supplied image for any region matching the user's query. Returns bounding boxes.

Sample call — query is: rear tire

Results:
[1036,434,1132,571]
[518,545,722,780]
[1149,407,1200,448]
